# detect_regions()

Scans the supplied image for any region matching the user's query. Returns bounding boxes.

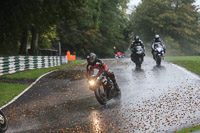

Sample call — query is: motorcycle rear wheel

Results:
[0,110,8,133]
[94,86,107,105]
[113,90,122,100]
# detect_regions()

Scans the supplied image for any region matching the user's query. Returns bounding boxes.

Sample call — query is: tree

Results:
[0,0,84,55]
[57,0,130,57]
[128,0,200,55]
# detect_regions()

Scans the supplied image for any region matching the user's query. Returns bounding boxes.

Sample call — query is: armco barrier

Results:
[0,56,68,76]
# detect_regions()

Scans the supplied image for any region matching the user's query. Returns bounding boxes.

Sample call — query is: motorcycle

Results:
[88,73,121,105]
[0,110,8,133]
[153,42,165,66]
[131,45,144,69]
[115,53,126,59]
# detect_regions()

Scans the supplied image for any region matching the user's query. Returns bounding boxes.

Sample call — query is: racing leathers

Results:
[86,59,120,92]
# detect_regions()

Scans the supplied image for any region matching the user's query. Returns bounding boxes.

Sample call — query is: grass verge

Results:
[166,56,200,132]
[0,60,85,107]
[166,56,200,75]
[175,124,200,133]
[0,83,28,107]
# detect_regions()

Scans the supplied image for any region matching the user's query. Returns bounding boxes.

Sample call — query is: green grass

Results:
[175,124,200,133]
[0,60,85,107]
[0,82,28,107]
[166,56,200,132]
[166,56,200,75]
[1,60,85,79]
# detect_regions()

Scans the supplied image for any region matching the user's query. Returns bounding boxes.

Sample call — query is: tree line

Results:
[128,0,200,55]
[1,0,200,57]
[0,0,130,57]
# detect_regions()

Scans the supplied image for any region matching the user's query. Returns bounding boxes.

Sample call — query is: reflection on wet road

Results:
[4,57,200,132]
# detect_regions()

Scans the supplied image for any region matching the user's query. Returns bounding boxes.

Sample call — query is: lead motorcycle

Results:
[88,73,121,105]
[0,110,8,133]
[131,45,145,69]
[153,42,165,66]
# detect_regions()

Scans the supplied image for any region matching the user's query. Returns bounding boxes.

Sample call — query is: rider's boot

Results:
[108,71,121,93]
[113,80,121,92]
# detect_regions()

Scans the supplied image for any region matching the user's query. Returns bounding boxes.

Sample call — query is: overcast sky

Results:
[127,0,200,14]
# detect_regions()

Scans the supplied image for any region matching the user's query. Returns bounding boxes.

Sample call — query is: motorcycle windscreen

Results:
[135,46,143,54]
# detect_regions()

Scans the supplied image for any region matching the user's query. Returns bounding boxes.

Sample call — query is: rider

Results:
[86,52,120,92]
[151,34,166,59]
[130,35,145,62]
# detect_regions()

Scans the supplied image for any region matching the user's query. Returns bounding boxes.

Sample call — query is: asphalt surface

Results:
[2,57,200,132]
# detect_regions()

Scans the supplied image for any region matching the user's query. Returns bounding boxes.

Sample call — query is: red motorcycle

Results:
[88,73,121,105]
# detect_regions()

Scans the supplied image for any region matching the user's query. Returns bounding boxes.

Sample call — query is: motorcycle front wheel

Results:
[136,62,141,69]
[156,55,161,66]
[94,86,107,105]
[0,110,8,133]
[135,57,142,69]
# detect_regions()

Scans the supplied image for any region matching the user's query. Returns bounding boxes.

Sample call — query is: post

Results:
[58,42,61,56]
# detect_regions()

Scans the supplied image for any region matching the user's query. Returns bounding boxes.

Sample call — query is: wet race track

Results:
[2,57,200,132]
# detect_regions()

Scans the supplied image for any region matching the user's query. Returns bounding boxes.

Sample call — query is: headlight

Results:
[89,80,95,85]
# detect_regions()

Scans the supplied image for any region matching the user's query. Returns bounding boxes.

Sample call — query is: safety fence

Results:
[0,56,68,76]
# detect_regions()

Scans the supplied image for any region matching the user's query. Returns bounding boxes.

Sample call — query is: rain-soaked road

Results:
[3,57,200,132]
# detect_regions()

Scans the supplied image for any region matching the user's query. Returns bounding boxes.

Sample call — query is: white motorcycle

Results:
[153,42,165,66]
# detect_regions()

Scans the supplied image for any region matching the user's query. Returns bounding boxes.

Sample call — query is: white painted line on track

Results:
[80,61,87,65]
[0,70,56,110]
[101,58,116,61]
[171,63,200,80]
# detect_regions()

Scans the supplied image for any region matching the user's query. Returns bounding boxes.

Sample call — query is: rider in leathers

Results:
[86,53,120,92]
[130,35,145,62]
[151,34,166,59]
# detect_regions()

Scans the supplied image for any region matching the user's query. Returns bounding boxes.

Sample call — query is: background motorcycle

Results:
[131,45,144,69]
[115,52,126,59]
[0,110,8,133]
[115,54,126,59]
[153,42,164,66]
[88,73,121,105]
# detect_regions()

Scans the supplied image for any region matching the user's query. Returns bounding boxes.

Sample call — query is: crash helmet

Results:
[155,34,160,40]
[87,52,96,64]
[134,35,140,42]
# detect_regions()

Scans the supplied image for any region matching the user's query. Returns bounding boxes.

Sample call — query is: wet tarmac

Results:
[2,57,200,132]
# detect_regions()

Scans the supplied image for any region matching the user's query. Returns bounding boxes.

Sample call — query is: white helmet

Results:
[155,34,160,40]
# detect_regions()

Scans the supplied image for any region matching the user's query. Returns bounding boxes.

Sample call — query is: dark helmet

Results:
[155,34,160,40]
[87,52,96,64]
[134,35,140,42]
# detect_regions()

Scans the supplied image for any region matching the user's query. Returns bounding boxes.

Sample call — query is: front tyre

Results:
[0,111,8,133]
[156,55,161,66]
[94,86,107,105]
[135,57,142,69]
[136,63,141,69]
